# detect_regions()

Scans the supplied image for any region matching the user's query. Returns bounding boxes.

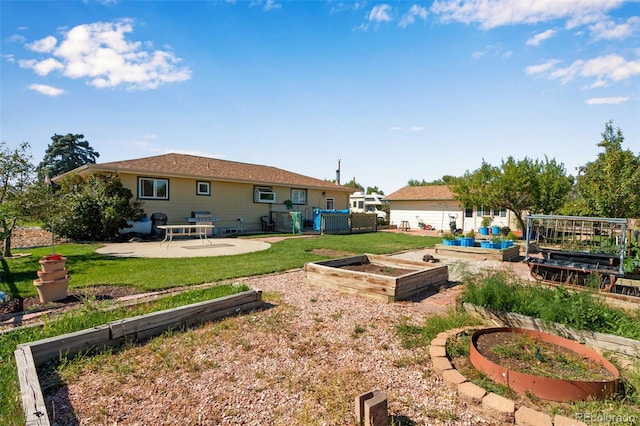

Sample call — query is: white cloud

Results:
[472,44,513,59]
[590,16,639,40]
[585,96,630,105]
[527,54,640,87]
[28,84,65,96]
[6,34,26,44]
[26,35,57,53]
[430,0,623,30]
[369,4,393,23]
[263,0,282,11]
[17,19,191,90]
[399,5,428,28]
[526,29,556,46]
[249,0,281,11]
[390,126,425,132]
[525,59,561,75]
[19,57,64,76]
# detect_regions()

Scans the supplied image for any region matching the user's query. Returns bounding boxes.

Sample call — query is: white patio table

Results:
[157,224,216,247]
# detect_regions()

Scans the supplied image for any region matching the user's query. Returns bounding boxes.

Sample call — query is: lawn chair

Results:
[261,215,275,232]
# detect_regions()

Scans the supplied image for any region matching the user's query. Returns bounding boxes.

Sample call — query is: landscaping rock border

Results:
[430,327,588,426]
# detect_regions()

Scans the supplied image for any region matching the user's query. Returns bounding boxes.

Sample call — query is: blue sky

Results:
[1,0,639,194]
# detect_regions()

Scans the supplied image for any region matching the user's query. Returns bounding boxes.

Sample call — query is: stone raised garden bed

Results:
[304,254,448,303]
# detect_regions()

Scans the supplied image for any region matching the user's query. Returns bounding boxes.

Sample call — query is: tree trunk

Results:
[2,235,12,258]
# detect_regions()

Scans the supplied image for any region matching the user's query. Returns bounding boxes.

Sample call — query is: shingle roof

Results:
[384,185,454,201]
[63,153,352,192]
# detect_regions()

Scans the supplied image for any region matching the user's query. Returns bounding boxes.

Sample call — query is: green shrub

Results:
[54,173,144,241]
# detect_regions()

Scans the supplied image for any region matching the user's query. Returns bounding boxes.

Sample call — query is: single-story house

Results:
[384,185,517,233]
[56,153,353,233]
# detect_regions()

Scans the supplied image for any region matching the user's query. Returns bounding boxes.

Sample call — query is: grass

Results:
[458,270,640,422]
[460,270,640,341]
[0,232,437,424]
[395,308,482,349]
[1,233,439,298]
[0,283,250,425]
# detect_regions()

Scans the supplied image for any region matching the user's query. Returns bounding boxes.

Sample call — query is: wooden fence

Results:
[319,212,377,235]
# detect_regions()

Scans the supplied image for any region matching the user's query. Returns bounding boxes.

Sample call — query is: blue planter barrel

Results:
[500,240,514,249]
[458,237,475,247]
[442,239,460,246]
[491,226,500,235]
[480,241,494,249]
[479,227,489,235]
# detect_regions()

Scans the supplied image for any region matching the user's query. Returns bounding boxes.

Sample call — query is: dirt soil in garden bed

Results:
[338,262,416,277]
[475,331,615,381]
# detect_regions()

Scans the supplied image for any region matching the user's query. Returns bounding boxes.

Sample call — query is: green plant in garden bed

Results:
[458,270,640,421]
[460,271,640,341]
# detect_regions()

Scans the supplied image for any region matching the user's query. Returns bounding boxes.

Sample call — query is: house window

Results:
[254,186,276,203]
[196,181,210,196]
[465,208,473,218]
[291,188,307,204]
[139,177,168,200]
[326,198,334,210]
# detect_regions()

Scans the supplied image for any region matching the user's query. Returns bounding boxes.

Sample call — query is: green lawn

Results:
[2,233,439,298]
[0,232,438,425]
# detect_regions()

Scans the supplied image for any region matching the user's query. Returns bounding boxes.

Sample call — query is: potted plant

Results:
[491,237,503,249]
[491,224,501,236]
[283,199,293,210]
[441,232,459,246]
[33,173,70,303]
[458,229,476,247]
[479,217,492,235]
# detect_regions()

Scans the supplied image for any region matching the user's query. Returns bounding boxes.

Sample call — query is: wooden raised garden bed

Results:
[434,243,520,261]
[304,254,448,303]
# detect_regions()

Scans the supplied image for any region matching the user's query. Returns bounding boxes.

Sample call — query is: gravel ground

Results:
[43,269,500,426]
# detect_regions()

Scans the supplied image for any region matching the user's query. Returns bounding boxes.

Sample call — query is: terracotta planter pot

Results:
[39,257,67,273]
[469,327,619,402]
[33,277,70,303]
[37,268,68,281]
[43,254,63,261]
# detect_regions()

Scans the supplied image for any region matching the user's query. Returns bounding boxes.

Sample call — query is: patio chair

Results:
[261,215,275,232]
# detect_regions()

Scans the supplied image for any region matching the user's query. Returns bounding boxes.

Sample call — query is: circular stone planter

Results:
[469,327,619,402]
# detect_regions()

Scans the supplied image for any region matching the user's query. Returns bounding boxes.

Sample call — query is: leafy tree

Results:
[451,156,573,231]
[365,186,384,195]
[0,142,41,257]
[573,121,640,218]
[343,178,364,191]
[37,133,100,178]
[54,173,144,241]
[407,176,457,186]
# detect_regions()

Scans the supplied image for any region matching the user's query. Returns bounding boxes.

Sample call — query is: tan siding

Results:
[117,172,349,233]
